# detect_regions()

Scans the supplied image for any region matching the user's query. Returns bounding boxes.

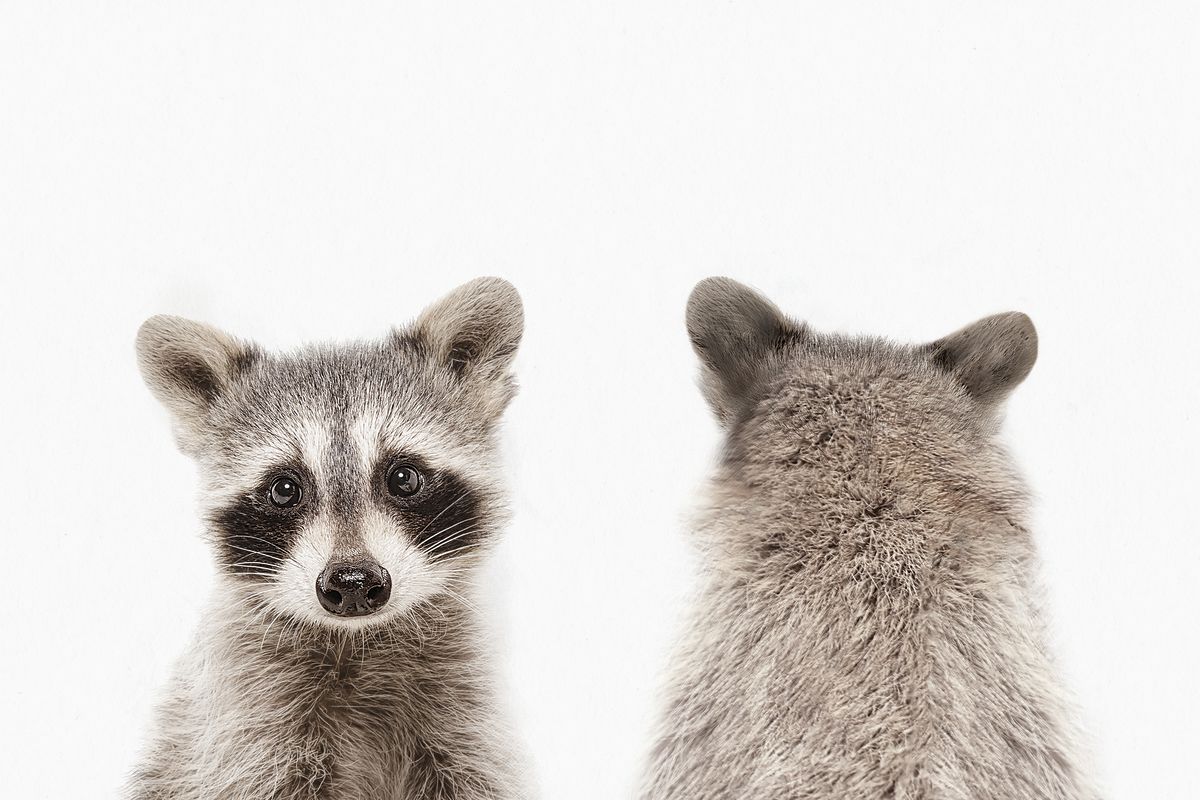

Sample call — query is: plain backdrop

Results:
[1,3,1198,798]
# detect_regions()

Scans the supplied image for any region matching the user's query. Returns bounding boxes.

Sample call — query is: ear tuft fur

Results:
[686,277,796,424]
[136,315,257,442]
[412,277,524,380]
[923,312,1037,406]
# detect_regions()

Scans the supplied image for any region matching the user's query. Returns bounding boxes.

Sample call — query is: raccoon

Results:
[640,278,1097,800]
[125,278,529,800]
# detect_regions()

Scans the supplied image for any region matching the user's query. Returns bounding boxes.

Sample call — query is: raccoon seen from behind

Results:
[640,278,1097,800]
[126,278,528,800]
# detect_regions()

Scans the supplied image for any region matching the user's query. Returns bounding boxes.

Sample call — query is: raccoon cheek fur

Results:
[125,277,530,800]
[639,277,1098,800]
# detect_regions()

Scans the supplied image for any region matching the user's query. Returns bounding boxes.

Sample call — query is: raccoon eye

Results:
[387,464,423,498]
[268,476,303,508]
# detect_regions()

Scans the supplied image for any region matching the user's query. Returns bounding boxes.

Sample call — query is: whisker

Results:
[429,541,482,564]
[414,491,471,538]
[421,516,481,552]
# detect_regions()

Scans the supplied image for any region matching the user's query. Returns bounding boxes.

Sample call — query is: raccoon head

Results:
[686,277,1037,510]
[136,278,522,630]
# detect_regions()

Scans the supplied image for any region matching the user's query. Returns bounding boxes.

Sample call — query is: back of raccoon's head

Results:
[686,277,1037,512]
[136,278,523,631]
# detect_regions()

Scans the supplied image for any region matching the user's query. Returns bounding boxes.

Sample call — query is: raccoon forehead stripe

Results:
[198,418,331,508]
[350,410,492,483]
[296,418,332,484]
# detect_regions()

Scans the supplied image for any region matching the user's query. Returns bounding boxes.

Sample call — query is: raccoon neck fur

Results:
[130,578,521,800]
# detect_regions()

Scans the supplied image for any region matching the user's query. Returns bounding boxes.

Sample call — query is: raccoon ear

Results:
[136,315,258,438]
[922,312,1037,406]
[411,277,524,381]
[686,277,797,424]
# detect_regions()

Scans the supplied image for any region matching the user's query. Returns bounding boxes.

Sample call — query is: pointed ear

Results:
[922,312,1037,406]
[412,277,524,379]
[136,315,259,442]
[686,277,796,423]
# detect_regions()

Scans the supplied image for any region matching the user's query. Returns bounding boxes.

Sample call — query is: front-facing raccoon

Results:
[640,279,1098,800]
[126,278,528,800]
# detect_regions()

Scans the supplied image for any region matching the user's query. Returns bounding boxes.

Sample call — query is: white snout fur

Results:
[267,508,451,630]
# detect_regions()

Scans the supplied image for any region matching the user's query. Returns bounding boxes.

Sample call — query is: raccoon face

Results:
[136,278,522,630]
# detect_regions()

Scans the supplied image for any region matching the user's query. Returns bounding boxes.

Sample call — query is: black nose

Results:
[316,561,391,617]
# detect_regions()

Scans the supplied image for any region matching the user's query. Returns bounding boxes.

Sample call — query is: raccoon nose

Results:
[316,561,392,617]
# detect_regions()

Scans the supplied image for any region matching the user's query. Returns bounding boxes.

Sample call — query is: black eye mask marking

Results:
[211,467,313,577]
[377,454,484,559]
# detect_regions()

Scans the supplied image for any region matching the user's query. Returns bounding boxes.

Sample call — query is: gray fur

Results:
[126,278,529,800]
[641,278,1097,800]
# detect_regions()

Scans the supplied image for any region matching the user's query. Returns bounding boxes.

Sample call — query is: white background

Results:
[1,3,1197,798]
